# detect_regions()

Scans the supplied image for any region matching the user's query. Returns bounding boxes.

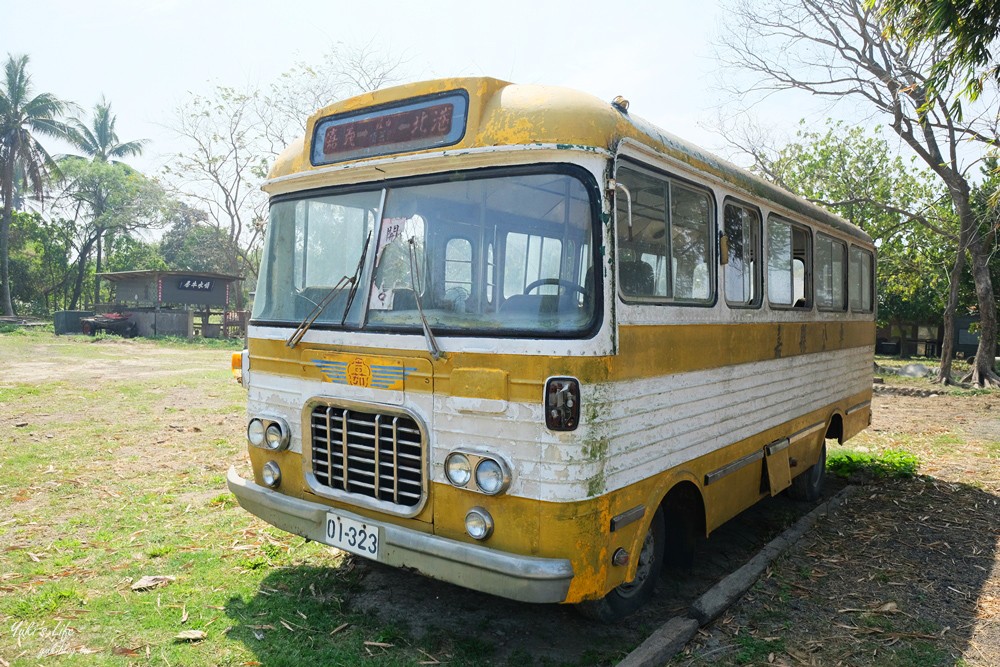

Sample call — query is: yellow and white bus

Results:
[228,77,874,620]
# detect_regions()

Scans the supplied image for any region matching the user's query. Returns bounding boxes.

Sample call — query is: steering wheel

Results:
[523,278,587,297]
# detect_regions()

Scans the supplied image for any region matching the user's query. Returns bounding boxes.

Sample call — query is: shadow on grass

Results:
[224,485,849,666]
[678,476,1000,666]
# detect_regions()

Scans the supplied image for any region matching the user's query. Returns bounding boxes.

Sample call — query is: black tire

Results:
[787,442,827,502]
[576,506,665,622]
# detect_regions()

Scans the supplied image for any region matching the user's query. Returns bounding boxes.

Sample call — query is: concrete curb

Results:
[617,485,859,667]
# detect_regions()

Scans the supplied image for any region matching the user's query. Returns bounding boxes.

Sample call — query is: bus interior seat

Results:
[392,288,418,310]
[619,260,654,296]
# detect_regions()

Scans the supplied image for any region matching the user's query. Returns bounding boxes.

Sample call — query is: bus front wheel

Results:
[576,506,665,622]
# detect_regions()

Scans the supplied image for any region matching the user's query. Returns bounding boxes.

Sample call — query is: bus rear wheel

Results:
[787,442,827,502]
[576,506,665,622]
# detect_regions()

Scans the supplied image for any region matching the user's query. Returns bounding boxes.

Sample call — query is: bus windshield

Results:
[252,170,598,336]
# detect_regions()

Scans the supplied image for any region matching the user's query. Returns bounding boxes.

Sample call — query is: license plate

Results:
[324,512,380,559]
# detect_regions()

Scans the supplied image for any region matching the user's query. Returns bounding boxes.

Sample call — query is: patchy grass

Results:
[826,448,920,479]
[0,331,467,666]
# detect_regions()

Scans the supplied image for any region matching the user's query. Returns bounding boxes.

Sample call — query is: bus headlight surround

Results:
[475,457,510,495]
[247,416,290,451]
[445,452,472,487]
[247,419,266,447]
[465,507,494,540]
[262,461,281,488]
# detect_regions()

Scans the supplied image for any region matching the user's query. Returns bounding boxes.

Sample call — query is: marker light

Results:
[262,461,281,488]
[465,507,494,540]
[545,377,581,431]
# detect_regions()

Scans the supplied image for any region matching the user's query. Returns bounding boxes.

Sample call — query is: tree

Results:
[874,0,1000,106]
[159,201,236,274]
[164,42,407,311]
[0,53,72,316]
[57,158,166,309]
[7,209,74,314]
[63,98,147,307]
[718,0,1000,385]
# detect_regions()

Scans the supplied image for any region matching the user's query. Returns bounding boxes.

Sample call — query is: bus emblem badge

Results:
[347,358,373,387]
[311,356,417,391]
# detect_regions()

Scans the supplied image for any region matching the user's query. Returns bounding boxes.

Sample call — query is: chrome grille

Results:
[310,405,423,507]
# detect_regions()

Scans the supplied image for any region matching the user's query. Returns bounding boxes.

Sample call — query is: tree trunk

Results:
[963,231,1000,386]
[1,156,15,317]
[69,237,97,311]
[935,225,966,384]
[93,230,102,311]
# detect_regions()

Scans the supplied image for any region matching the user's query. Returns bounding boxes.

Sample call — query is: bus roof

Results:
[268,77,872,245]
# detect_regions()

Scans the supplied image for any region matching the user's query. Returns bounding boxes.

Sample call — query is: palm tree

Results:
[63,98,147,308]
[66,97,146,163]
[0,53,72,316]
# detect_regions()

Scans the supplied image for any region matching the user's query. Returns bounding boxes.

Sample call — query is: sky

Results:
[3,0,840,176]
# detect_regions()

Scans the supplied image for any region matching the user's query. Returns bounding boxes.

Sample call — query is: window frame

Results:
[722,197,763,309]
[766,214,813,311]
[614,160,717,307]
[815,232,848,313]
[849,244,875,314]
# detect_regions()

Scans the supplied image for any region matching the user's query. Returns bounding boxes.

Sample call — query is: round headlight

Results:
[465,507,494,540]
[247,419,265,447]
[475,457,509,495]
[261,461,281,488]
[444,452,472,487]
[265,423,285,450]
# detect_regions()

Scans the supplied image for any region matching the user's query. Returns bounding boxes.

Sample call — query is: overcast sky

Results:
[4,0,840,176]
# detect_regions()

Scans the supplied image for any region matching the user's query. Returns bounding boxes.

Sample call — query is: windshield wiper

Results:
[340,230,372,326]
[407,238,443,360]
[286,231,372,349]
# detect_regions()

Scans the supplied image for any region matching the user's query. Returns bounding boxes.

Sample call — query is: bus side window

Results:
[615,164,714,303]
[849,245,874,312]
[723,201,762,307]
[767,215,812,309]
[670,183,712,301]
[816,234,847,311]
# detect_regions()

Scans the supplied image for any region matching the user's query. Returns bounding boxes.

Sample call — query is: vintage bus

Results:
[227,77,875,621]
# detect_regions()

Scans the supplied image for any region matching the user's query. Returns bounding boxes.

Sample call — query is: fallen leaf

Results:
[253,630,265,640]
[14,422,28,428]
[181,605,189,624]
[131,575,176,592]
[175,629,207,642]
[330,622,349,635]
[365,641,394,648]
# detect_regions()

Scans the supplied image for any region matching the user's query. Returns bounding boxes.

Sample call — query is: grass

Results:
[826,448,921,479]
[0,329,482,666]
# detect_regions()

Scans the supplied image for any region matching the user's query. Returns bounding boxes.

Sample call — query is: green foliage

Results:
[827,449,920,479]
[875,0,1000,106]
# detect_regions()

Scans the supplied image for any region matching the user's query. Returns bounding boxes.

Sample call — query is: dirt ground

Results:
[4,337,998,666]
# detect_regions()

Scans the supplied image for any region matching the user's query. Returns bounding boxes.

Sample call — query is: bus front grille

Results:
[309,405,424,508]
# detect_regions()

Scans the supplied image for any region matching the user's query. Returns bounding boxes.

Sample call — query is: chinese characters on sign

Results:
[177,279,214,292]
[323,103,454,156]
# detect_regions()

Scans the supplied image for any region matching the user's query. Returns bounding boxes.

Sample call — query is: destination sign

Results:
[311,91,468,165]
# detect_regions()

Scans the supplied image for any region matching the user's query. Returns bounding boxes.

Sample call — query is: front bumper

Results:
[227,466,574,604]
